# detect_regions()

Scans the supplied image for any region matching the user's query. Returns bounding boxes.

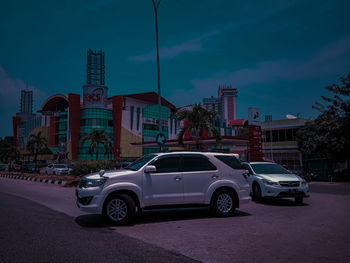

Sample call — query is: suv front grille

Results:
[279,181,300,187]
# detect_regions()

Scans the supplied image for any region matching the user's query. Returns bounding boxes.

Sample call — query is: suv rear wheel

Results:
[103,194,136,225]
[210,189,236,217]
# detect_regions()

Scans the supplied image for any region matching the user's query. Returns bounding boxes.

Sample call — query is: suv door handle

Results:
[174,176,182,181]
[212,175,219,179]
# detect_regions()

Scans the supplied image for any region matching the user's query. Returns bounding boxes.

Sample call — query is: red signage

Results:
[248,125,263,161]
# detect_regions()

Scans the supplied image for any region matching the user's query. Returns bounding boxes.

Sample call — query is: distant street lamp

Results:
[152,0,162,134]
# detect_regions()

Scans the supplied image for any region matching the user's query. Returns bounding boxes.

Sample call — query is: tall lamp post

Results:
[152,0,162,134]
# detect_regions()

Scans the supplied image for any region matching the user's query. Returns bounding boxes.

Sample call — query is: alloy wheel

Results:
[107,199,128,221]
[216,193,233,213]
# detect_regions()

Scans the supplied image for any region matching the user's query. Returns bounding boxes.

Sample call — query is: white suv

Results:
[241,162,310,204]
[76,152,250,225]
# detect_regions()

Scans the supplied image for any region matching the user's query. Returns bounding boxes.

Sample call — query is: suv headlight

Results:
[79,178,107,188]
[301,179,307,186]
[262,179,279,185]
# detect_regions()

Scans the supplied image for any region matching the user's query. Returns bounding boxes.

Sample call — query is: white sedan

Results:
[45,164,71,175]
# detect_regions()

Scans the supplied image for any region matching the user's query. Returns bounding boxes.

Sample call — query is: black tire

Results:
[253,183,262,203]
[210,189,236,217]
[295,196,304,204]
[103,194,136,225]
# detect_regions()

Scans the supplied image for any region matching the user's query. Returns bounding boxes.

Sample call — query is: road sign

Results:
[156,133,166,146]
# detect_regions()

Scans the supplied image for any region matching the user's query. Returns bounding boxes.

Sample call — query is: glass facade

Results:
[18,116,42,149]
[78,108,114,160]
[57,111,68,144]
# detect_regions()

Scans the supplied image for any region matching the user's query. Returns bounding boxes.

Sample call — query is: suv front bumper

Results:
[76,188,104,214]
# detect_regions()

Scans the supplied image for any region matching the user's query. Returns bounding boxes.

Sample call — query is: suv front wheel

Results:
[210,189,236,217]
[103,194,136,225]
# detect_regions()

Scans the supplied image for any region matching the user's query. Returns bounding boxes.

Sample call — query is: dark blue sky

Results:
[1,0,350,137]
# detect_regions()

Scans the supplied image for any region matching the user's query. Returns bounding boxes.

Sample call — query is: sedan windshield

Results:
[54,164,67,168]
[125,154,157,171]
[250,163,290,174]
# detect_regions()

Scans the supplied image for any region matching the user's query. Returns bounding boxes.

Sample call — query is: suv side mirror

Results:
[144,165,157,174]
[243,172,249,178]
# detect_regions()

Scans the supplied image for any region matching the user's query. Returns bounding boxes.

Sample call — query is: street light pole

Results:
[152,0,162,134]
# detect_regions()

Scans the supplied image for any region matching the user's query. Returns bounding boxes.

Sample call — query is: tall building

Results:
[203,85,238,132]
[218,85,238,121]
[20,90,33,113]
[203,96,219,112]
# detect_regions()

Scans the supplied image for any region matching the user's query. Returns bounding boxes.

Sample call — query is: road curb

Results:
[0,173,67,186]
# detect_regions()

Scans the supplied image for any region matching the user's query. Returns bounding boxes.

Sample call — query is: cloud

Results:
[189,37,350,93]
[128,30,219,62]
[0,65,47,137]
[165,36,350,109]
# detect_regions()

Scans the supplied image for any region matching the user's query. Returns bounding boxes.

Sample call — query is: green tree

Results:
[0,138,20,163]
[176,104,221,150]
[81,129,112,160]
[26,132,48,164]
[297,70,350,162]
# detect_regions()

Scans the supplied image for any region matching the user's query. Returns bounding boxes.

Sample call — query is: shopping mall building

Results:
[12,49,257,162]
[13,50,180,161]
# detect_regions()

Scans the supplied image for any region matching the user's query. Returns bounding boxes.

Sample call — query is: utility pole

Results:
[152,0,162,134]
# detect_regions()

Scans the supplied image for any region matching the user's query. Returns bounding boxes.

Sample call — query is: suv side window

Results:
[214,155,242,169]
[152,157,180,173]
[183,156,217,172]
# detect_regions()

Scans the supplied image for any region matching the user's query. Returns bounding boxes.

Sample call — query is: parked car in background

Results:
[9,161,22,172]
[45,164,71,175]
[77,151,250,225]
[21,163,40,173]
[241,162,309,204]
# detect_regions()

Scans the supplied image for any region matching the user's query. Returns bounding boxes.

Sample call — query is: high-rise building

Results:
[203,85,238,125]
[218,85,238,121]
[203,96,219,112]
[20,90,33,113]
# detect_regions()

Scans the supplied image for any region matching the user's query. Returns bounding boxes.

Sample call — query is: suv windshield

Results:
[250,163,290,175]
[125,154,157,171]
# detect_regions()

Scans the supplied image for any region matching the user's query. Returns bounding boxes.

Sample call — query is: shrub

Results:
[71,160,115,177]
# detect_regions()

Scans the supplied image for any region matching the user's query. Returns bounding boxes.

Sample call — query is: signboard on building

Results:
[248,107,262,161]
[248,107,261,126]
[83,85,108,108]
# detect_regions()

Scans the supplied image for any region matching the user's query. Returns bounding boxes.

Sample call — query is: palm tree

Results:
[27,131,48,164]
[80,129,112,160]
[104,140,113,160]
[176,104,221,150]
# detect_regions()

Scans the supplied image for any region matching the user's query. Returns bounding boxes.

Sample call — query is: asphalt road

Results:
[0,191,197,263]
[1,177,350,263]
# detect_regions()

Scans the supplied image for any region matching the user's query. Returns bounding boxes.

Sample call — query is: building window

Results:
[130,106,134,130]
[137,108,140,131]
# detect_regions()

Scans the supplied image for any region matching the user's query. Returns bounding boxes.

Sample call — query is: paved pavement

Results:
[1,177,350,263]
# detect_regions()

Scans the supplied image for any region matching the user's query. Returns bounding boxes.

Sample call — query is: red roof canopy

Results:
[124,92,177,111]
[228,119,248,126]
